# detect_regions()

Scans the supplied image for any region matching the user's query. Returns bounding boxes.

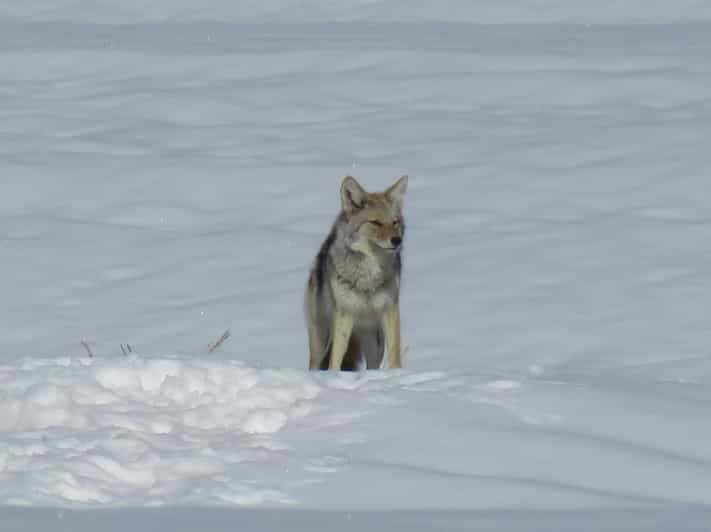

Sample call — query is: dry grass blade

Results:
[120,344,133,356]
[208,329,231,353]
[80,340,94,358]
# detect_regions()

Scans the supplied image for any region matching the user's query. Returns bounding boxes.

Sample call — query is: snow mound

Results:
[0,356,320,506]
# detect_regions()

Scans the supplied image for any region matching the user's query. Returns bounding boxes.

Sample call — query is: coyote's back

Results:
[305,175,408,371]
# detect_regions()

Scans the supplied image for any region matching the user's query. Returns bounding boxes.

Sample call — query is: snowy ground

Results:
[2,1,711,530]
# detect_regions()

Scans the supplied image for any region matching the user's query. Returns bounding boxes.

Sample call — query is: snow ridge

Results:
[0,356,319,506]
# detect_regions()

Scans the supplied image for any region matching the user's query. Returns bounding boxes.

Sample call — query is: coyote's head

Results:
[340,175,408,255]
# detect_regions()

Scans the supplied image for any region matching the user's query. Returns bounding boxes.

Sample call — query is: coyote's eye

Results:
[369,220,383,227]
[393,219,401,227]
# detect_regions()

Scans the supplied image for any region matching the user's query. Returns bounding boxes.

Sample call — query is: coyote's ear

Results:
[386,175,408,204]
[341,176,367,214]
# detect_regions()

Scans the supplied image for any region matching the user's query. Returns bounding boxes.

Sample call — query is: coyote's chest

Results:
[330,256,396,316]
[330,276,395,316]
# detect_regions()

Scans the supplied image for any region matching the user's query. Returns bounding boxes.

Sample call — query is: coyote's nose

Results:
[391,237,402,248]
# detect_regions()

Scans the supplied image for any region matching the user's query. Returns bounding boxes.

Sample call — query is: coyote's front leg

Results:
[382,303,401,369]
[329,310,354,371]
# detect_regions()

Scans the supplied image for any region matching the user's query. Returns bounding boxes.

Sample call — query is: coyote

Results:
[305,175,408,371]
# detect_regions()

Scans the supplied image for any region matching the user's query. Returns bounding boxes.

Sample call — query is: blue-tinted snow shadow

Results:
[1,506,710,532]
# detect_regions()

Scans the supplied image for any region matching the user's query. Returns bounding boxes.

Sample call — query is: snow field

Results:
[3,354,711,511]
[3,0,711,24]
[2,0,711,529]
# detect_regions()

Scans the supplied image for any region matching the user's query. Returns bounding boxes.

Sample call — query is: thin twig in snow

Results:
[80,340,94,358]
[208,329,231,353]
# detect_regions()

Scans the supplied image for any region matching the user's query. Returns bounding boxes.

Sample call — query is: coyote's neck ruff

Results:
[330,218,399,295]
[305,175,408,371]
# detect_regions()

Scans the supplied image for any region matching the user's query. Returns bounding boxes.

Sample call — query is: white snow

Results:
[2,0,711,530]
[0,356,320,506]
